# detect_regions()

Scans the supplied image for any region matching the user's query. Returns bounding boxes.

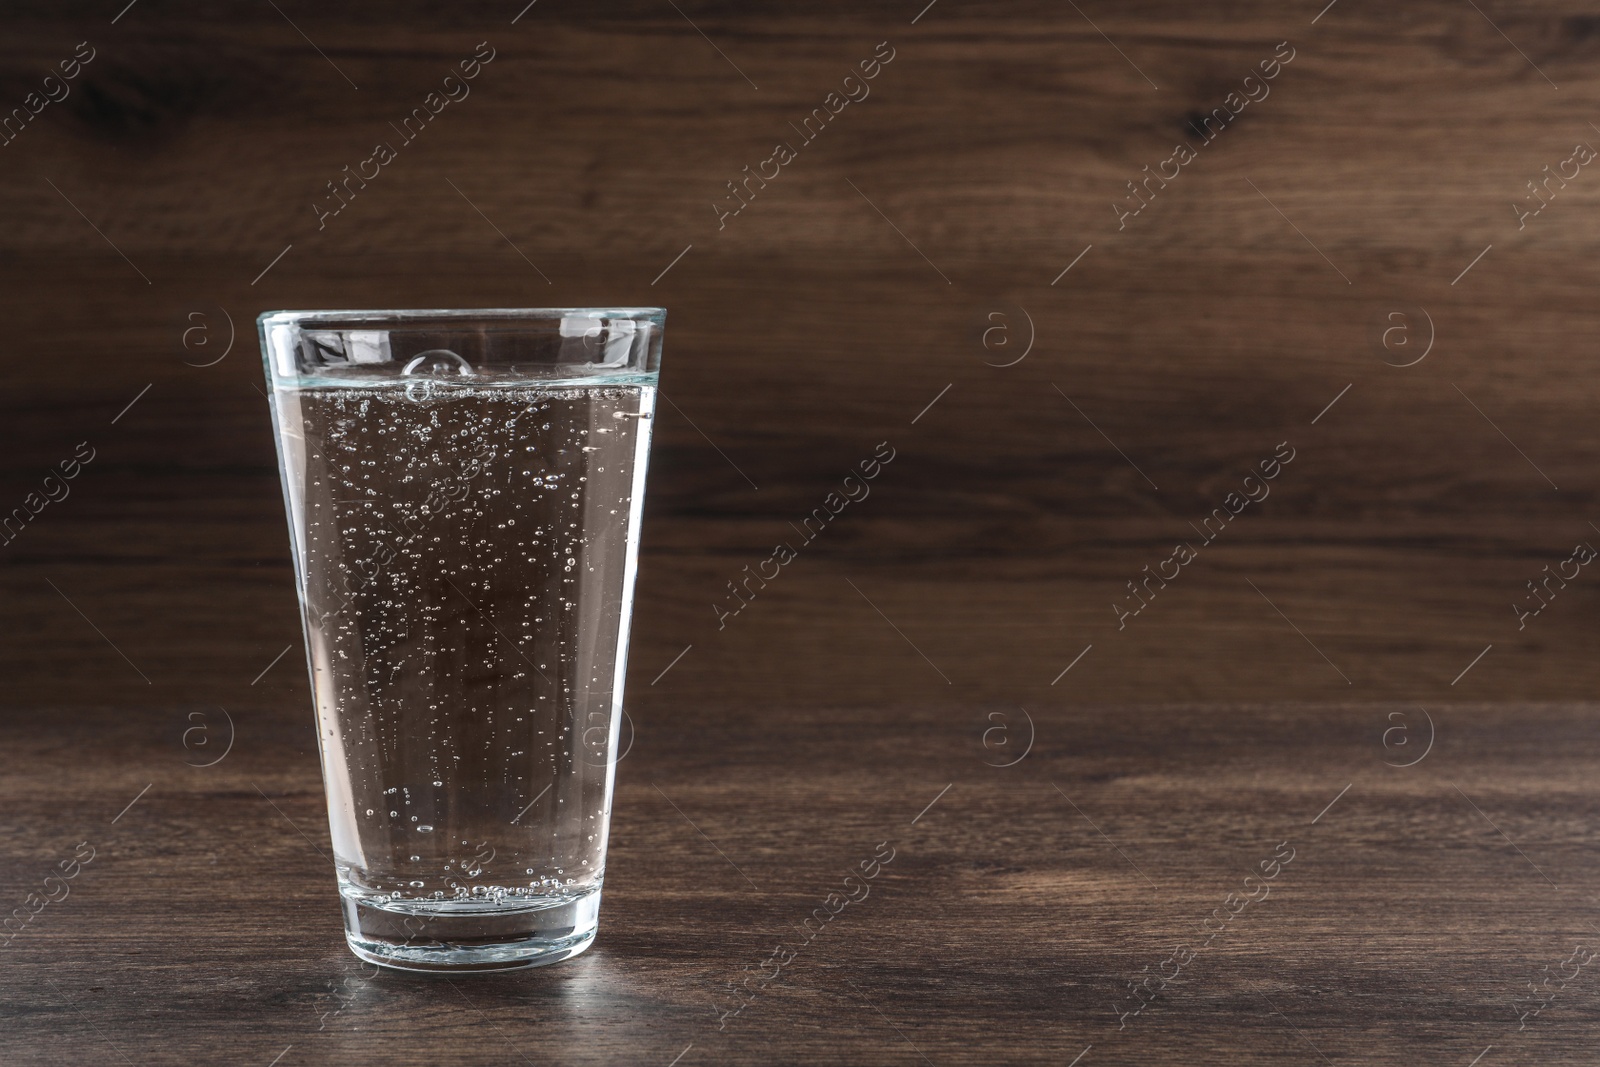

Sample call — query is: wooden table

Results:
[4,0,1600,1062]
[4,701,1597,1065]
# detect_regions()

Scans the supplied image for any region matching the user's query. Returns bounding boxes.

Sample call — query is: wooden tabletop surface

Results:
[6,700,1599,1066]
[4,0,1600,1063]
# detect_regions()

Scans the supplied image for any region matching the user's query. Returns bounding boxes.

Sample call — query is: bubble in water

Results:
[402,349,476,377]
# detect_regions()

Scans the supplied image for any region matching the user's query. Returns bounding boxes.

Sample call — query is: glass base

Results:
[340,886,601,973]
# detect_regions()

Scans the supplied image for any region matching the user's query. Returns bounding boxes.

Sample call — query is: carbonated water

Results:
[271,379,654,968]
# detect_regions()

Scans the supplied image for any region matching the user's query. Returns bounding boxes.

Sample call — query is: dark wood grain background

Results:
[2,1,1598,1063]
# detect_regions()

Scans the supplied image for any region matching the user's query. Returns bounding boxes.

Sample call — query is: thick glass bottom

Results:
[340,885,601,973]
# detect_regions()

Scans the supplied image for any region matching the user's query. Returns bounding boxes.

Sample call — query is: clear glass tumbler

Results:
[258,308,663,972]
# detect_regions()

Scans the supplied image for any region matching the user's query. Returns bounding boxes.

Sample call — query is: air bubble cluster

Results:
[276,381,652,904]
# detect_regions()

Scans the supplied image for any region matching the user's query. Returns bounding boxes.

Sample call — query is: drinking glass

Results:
[258,308,663,972]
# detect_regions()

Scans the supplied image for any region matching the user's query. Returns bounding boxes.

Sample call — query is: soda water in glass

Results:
[258,309,663,971]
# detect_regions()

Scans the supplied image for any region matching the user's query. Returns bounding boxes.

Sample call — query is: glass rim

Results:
[259,307,667,328]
